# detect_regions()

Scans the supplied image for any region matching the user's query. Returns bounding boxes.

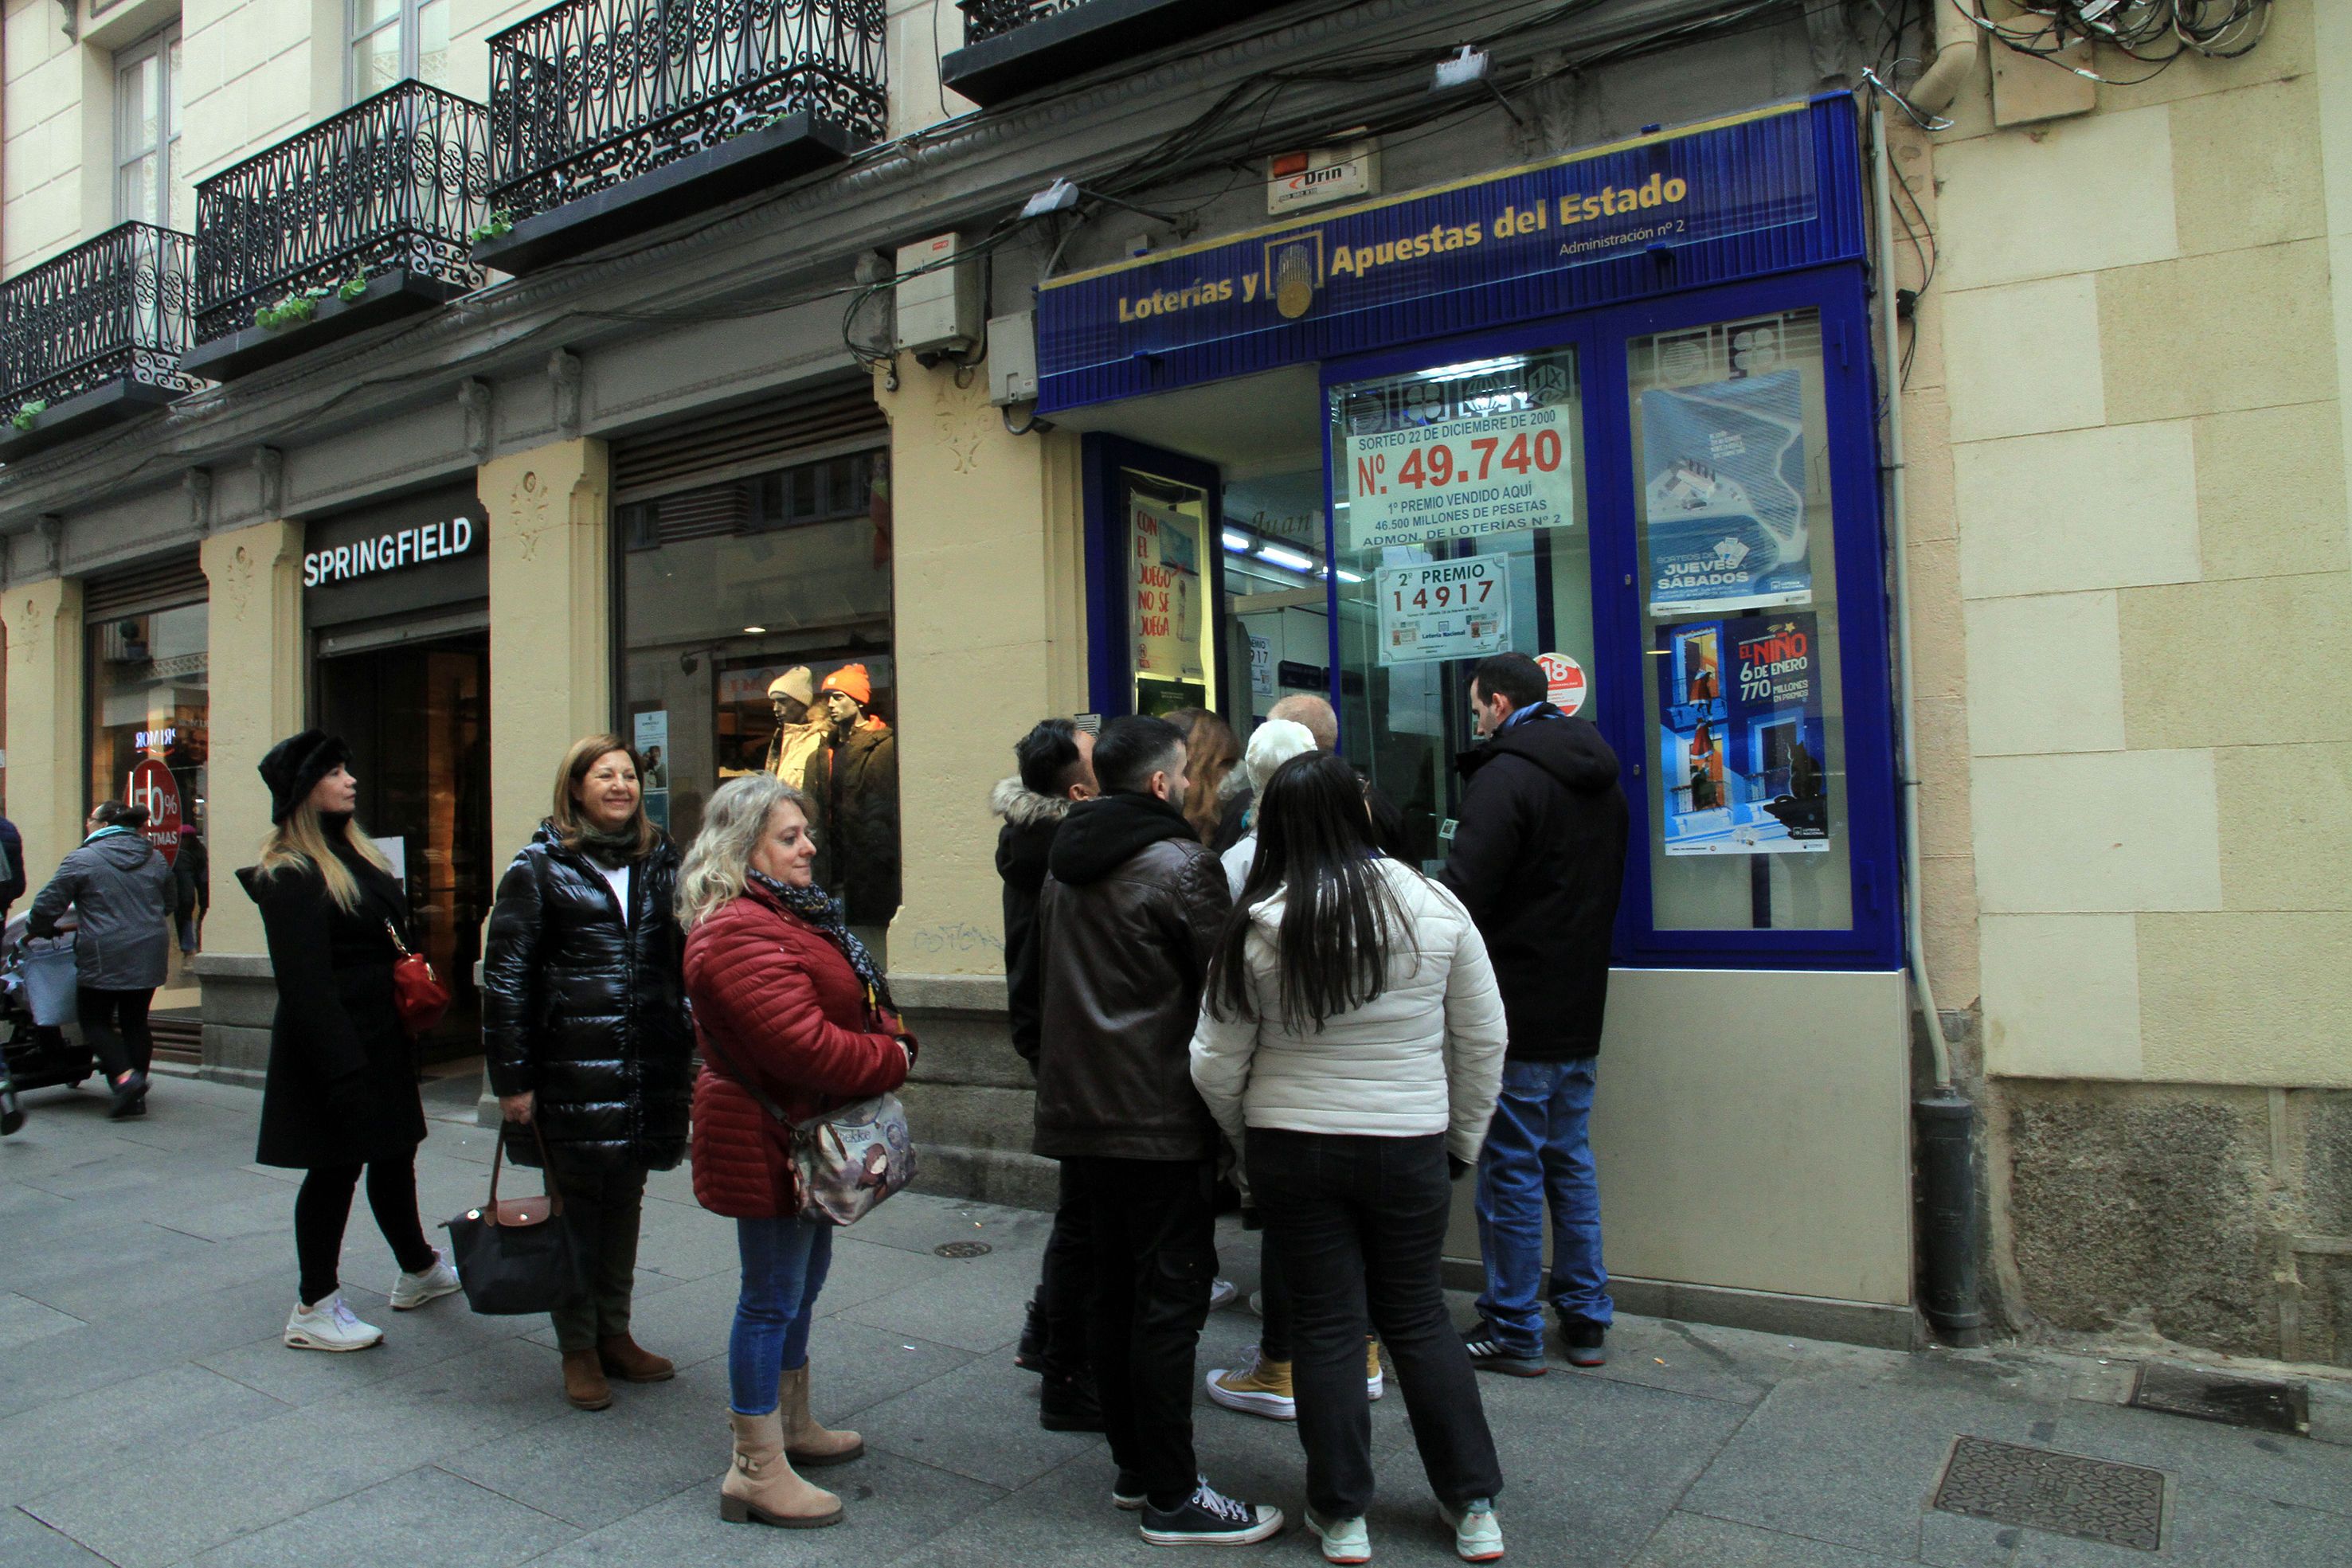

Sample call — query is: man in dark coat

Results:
[992,718,1098,1430]
[171,827,209,954]
[1441,651,1630,1377]
[1033,717,1278,1546]
[805,663,899,928]
[0,811,25,918]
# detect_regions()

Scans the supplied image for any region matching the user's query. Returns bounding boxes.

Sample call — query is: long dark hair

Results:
[1207,752,1407,1031]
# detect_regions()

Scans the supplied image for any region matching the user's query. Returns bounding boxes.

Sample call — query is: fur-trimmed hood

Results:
[991,775,1076,830]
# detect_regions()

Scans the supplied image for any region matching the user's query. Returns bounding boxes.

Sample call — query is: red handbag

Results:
[383,920,452,1037]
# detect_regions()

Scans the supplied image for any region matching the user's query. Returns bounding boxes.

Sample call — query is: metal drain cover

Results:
[2131,1362,2310,1436]
[933,1241,992,1258]
[1933,1436,2166,1551]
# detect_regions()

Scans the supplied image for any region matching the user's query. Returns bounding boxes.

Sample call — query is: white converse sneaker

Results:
[1307,1508,1371,1563]
[389,1248,460,1311]
[284,1292,385,1351]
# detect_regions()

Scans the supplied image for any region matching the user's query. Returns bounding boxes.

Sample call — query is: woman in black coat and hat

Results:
[482,733,693,1411]
[241,731,460,1353]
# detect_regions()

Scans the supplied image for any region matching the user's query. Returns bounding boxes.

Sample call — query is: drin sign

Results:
[303,516,479,588]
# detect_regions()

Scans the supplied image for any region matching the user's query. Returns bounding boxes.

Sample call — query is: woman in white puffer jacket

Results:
[1190,752,1509,1566]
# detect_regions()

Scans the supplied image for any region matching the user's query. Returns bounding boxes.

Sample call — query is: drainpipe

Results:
[1908,0,1983,118]
[1872,100,1984,1347]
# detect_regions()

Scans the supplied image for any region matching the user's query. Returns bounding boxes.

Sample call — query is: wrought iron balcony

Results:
[479,0,887,276]
[944,0,1297,106]
[184,80,489,382]
[0,222,201,457]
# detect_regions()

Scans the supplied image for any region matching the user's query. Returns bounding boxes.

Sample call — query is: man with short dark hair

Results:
[1442,651,1630,1377]
[992,718,1101,1430]
[1035,716,1278,1547]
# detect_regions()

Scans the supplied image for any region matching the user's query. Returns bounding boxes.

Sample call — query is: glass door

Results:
[1083,437,1227,718]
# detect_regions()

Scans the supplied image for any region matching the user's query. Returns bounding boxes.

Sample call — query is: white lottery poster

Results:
[1376,557,1509,667]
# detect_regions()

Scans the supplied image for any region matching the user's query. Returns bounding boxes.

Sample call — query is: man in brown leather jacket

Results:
[1034,716,1280,1546]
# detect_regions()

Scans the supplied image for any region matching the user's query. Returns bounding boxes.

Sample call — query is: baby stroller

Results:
[0,908,92,1133]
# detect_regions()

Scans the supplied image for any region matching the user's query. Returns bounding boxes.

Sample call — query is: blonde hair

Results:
[550,733,659,860]
[677,773,811,930]
[256,802,393,913]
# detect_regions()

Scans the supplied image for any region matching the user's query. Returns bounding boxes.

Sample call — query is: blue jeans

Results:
[1474,1058,1610,1353]
[729,1215,833,1415]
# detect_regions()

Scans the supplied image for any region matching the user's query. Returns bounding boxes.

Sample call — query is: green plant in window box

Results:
[467,210,514,244]
[254,292,323,330]
[337,276,368,302]
[10,399,47,432]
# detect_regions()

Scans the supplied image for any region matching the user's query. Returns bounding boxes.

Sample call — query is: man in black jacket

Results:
[1034,716,1278,1548]
[992,718,1098,1431]
[1441,652,1630,1377]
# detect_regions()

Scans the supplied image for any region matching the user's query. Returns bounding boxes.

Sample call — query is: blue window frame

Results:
[1080,262,1896,972]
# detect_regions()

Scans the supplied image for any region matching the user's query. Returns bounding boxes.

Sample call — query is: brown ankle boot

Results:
[562,1347,612,1410]
[779,1363,863,1465]
[597,1333,675,1383]
[718,1409,843,1527]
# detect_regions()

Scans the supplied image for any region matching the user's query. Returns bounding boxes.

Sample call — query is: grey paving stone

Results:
[806,1233,969,1316]
[0,1505,114,1566]
[2039,1395,2352,1519]
[0,1275,299,1421]
[1630,1511,1917,1566]
[624,1195,746,1281]
[2011,1479,2352,1566]
[516,1268,717,1359]
[519,1445,1004,1567]
[440,1355,730,1529]
[1920,1507,2023,1567]
[0,1292,82,1351]
[186,1464,578,1568]
[798,1315,981,1418]
[861,1350,1109,1488]
[836,1244,1054,1355]
[840,1191,1055,1259]
[10,1225,287,1324]
[0,1363,287,1505]
[195,1295,538,1406]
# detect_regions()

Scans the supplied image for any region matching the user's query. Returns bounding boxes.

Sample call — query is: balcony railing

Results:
[190,80,487,372]
[483,0,886,271]
[0,222,200,449]
[945,0,1293,106]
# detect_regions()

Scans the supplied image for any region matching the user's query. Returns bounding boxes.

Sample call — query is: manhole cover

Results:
[2131,1362,2309,1436]
[933,1241,992,1258]
[1932,1436,2166,1551]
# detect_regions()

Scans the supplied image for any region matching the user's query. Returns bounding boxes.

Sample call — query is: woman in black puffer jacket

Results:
[483,733,693,1411]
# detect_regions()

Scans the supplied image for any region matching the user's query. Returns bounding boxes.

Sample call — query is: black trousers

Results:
[1248,1128,1505,1519]
[77,986,154,1084]
[295,1155,436,1307]
[548,1163,649,1351]
[1035,1158,1095,1376]
[1255,1228,1293,1361]
[1066,1155,1217,1503]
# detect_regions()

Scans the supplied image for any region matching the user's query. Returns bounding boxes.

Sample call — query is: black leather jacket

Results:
[1033,792,1231,1162]
[482,821,694,1172]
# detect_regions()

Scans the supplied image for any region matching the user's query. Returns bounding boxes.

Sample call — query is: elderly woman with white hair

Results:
[679,773,917,1529]
[1218,719,1320,898]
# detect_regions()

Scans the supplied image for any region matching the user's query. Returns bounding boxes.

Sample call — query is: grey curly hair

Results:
[675,772,813,930]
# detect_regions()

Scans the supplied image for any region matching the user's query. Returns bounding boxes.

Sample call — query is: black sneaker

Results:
[1139,1479,1284,1546]
[1014,1295,1050,1374]
[1462,1322,1546,1378]
[1560,1317,1607,1367]
[1039,1371,1105,1433]
[1113,1470,1148,1511]
[106,1071,150,1120]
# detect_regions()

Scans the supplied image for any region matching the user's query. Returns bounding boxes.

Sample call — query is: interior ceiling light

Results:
[744,624,767,633]
[1222,530,1252,552]
[1258,545,1317,572]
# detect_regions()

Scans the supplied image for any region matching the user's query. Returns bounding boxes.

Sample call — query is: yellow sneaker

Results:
[1205,1347,1295,1421]
[1367,1338,1386,1401]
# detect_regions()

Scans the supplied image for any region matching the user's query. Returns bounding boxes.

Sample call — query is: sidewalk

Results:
[1,1074,2347,1568]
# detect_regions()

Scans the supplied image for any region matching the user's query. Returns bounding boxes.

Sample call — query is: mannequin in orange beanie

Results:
[807,664,900,928]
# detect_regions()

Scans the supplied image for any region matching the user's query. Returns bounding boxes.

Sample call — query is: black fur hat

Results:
[256,730,352,824]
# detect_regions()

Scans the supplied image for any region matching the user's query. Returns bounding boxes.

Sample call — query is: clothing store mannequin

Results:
[804,663,899,930]
[765,667,824,792]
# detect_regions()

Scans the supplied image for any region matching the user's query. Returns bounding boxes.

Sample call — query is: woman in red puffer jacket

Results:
[678,774,914,1531]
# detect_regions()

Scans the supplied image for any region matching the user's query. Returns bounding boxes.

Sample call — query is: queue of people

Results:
[20,643,1622,1557]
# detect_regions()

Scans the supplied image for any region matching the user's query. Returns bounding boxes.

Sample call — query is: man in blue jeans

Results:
[1442,652,1630,1376]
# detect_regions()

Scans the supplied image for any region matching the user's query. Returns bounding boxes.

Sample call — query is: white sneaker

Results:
[284,1292,385,1352]
[1208,1277,1239,1312]
[1439,1499,1503,1562]
[389,1248,460,1311]
[1308,1509,1371,1563]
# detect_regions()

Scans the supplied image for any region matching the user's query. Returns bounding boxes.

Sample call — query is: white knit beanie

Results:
[1243,718,1319,793]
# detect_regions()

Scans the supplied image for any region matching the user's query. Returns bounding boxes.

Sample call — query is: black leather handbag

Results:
[443,1120,585,1315]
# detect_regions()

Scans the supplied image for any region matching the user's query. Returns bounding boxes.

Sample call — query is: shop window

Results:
[620,446,898,934]
[88,603,209,856]
[1627,307,1850,931]
[1326,348,1592,870]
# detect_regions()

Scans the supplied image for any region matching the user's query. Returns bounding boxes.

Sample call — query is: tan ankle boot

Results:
[562,1348,612,1411]
[780,1363,864,1466]
[597,1333,675,1383]
[719,1409,843,1527]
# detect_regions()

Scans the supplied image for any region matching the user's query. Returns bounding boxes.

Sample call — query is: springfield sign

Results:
[305,515,479,588]
[1035,100,1835,410]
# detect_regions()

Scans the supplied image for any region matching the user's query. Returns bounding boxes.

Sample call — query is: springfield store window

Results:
[619,446,900,931]
[88,591,208,859]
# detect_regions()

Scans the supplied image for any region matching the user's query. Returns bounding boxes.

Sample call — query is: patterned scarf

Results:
[747,869,892,1013]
